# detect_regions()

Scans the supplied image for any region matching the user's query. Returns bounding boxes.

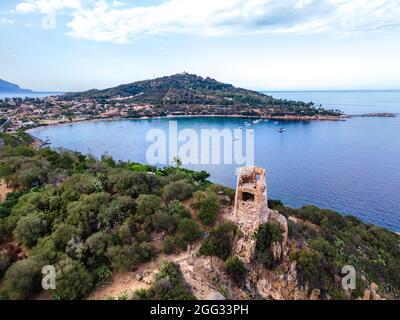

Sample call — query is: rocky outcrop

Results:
[363,283,383,300]
[269,209,289,261]
[255,259,308,300]
[177,255,248,300]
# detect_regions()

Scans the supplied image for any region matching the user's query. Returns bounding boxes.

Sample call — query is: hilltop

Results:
[64,73,342,118]
[0,79,32,94]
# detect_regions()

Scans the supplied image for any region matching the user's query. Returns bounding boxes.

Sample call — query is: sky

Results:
[1,0,400,92]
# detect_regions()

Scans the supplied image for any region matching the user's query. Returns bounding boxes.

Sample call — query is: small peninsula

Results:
[0,73,343,132]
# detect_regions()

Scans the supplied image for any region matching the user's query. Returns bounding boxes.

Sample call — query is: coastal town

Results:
[0,95,159,132]
[0,94,345,134]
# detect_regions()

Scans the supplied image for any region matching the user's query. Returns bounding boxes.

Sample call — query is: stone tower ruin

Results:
[232,166,288,264]
[234,166,269,220]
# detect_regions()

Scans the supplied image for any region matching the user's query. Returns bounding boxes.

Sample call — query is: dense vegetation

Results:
[0,139,228,300]
[0,131,34,148]
[64,73,342,117]
[269,200,400,299]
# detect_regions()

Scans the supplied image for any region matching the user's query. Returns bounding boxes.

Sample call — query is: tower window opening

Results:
[242,192,255,202]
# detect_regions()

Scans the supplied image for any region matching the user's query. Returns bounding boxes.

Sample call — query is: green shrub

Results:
[13,213,48,247]
[162,180,195,202]
[136,242,156,262]
[0,254,11,278]
[130,164,150,172]
[1,256,45,299]
[54,258,93,300]
[0,191,26,219]
[255,222,284,268]
[84,231,109,268]
[225,256,246,284]
[52,224,79,250]
[162,236,177,254]
[173,235,189,251]
[192,191,221,225]
[94,265,113,288]
[178,218,202,242]
[99,196,135,230]
[294,249,328,289]
[106,245,140,272]
[152,212,177,233]
[165,200,191,219]
[135,194,162,221]
[136,230,150,243]
[65,192,111,236]
[200,222,237,260]
[31,237,62,264]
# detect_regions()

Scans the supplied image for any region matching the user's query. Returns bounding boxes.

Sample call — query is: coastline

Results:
[26,113,347,133]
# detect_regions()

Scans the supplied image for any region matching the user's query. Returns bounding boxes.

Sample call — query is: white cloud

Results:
[16,0,82,14]
[15,0,400,43]
[0,17,14,24]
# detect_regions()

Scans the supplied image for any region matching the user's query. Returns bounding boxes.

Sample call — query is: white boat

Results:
[253,119,261,124]
[277,128,286,133]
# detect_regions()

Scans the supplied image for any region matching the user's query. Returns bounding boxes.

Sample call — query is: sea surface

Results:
[30,90,400,231]
[263,90,400,114]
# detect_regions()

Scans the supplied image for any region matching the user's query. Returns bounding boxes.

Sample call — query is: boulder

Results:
[310,289,321,300]
[206,292,226,300]
[370,282,379,292]
[363,290,371,300]
[293,289,305,300]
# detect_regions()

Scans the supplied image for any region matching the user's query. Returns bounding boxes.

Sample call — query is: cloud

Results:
[0,17,14,24]
[15,0,400,43]
[16,0,82,13]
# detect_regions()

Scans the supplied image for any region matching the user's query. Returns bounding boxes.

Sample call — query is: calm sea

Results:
[30,90,400,231]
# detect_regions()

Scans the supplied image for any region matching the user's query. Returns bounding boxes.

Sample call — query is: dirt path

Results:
[89,250,194,300]
[0,181,13,203]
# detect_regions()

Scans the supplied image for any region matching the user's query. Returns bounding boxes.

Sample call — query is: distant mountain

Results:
[63,73,342,117]
[0,79,33,93]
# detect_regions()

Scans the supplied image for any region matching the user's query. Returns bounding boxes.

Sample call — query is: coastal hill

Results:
[64,73,342,117]
[0,79,32,94]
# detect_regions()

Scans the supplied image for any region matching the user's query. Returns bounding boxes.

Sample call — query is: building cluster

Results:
[0,96,156,132]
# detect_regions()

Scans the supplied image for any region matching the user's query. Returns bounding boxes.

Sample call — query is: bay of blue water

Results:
[30,91,400,231]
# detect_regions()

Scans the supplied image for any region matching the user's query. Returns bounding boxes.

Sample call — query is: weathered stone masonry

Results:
[233,166,288,264]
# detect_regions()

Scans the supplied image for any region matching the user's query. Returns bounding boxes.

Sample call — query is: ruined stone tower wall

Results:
[232,166,288,264]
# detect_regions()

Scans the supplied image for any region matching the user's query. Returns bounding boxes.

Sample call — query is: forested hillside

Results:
[64,73,342,117]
